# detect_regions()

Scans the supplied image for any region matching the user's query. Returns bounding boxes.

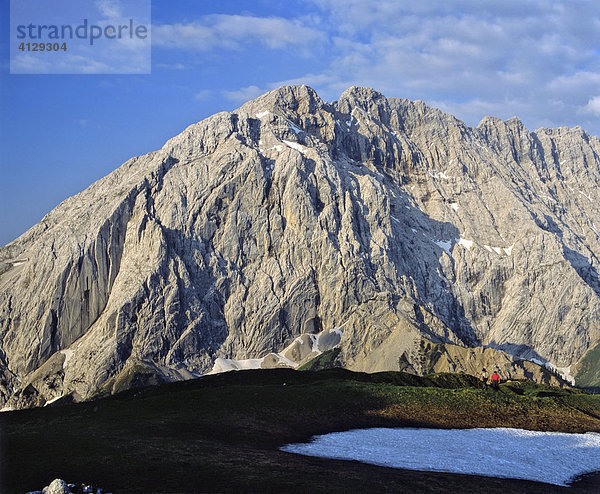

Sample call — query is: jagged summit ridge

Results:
[1,85,599,409]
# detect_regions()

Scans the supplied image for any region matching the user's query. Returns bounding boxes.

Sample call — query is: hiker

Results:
[479,368,489,389]
[491,370,500,391]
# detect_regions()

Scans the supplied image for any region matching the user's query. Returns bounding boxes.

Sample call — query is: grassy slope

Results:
[576,340,600,389]
[2,369,600,493]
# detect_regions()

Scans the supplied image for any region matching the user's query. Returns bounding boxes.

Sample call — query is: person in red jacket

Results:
[491,370,500,391]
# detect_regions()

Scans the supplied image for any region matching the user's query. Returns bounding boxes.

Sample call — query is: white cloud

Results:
[150,2,600,136]
[221,74,349,106]
[12,0,150,75]
[194,89,213,101]
[95,0,123,20]
[283,0,600,135]
[269,73,350,99]
[583,96,600,116]
[11,52,113,74]
[10,50,148,75]
[222,85,266,103]
[156,62,187,70]
[153,15,324,51]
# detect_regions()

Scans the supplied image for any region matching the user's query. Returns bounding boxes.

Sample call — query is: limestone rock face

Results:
[1,85,600,408]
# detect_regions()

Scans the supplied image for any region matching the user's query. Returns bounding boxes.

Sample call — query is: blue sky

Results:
[1,0,599,246]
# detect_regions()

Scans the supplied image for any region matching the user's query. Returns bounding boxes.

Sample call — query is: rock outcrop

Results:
[1,85,599,409]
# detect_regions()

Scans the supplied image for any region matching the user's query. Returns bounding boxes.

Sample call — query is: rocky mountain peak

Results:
[1,86,599,410]
[237,84,324,120]
[337,86,389,119]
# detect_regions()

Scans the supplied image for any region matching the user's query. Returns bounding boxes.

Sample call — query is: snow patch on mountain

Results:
[62,349,74,370]
[428,170,451,180]
[208,327,343,375]
[282,140,307,154]
[544,363,576,385]
[433,239,452,253]
[210,357,265,373]
[44,395,64,406]
[282,427,600,486]
[457,238,473,250]
[288,122,303,134]
[483,244,514,255]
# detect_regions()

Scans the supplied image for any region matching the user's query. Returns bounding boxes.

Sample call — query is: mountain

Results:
[1,85,599,409]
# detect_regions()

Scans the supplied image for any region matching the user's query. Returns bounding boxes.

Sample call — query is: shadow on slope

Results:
[2,368,599,493]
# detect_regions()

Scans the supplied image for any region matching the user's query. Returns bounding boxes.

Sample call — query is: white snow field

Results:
[281,427,600,486]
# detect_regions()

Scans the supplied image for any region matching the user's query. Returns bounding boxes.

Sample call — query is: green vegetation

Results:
[575,340,600,389]
[297,348,341,371]
[1,369,599,493]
